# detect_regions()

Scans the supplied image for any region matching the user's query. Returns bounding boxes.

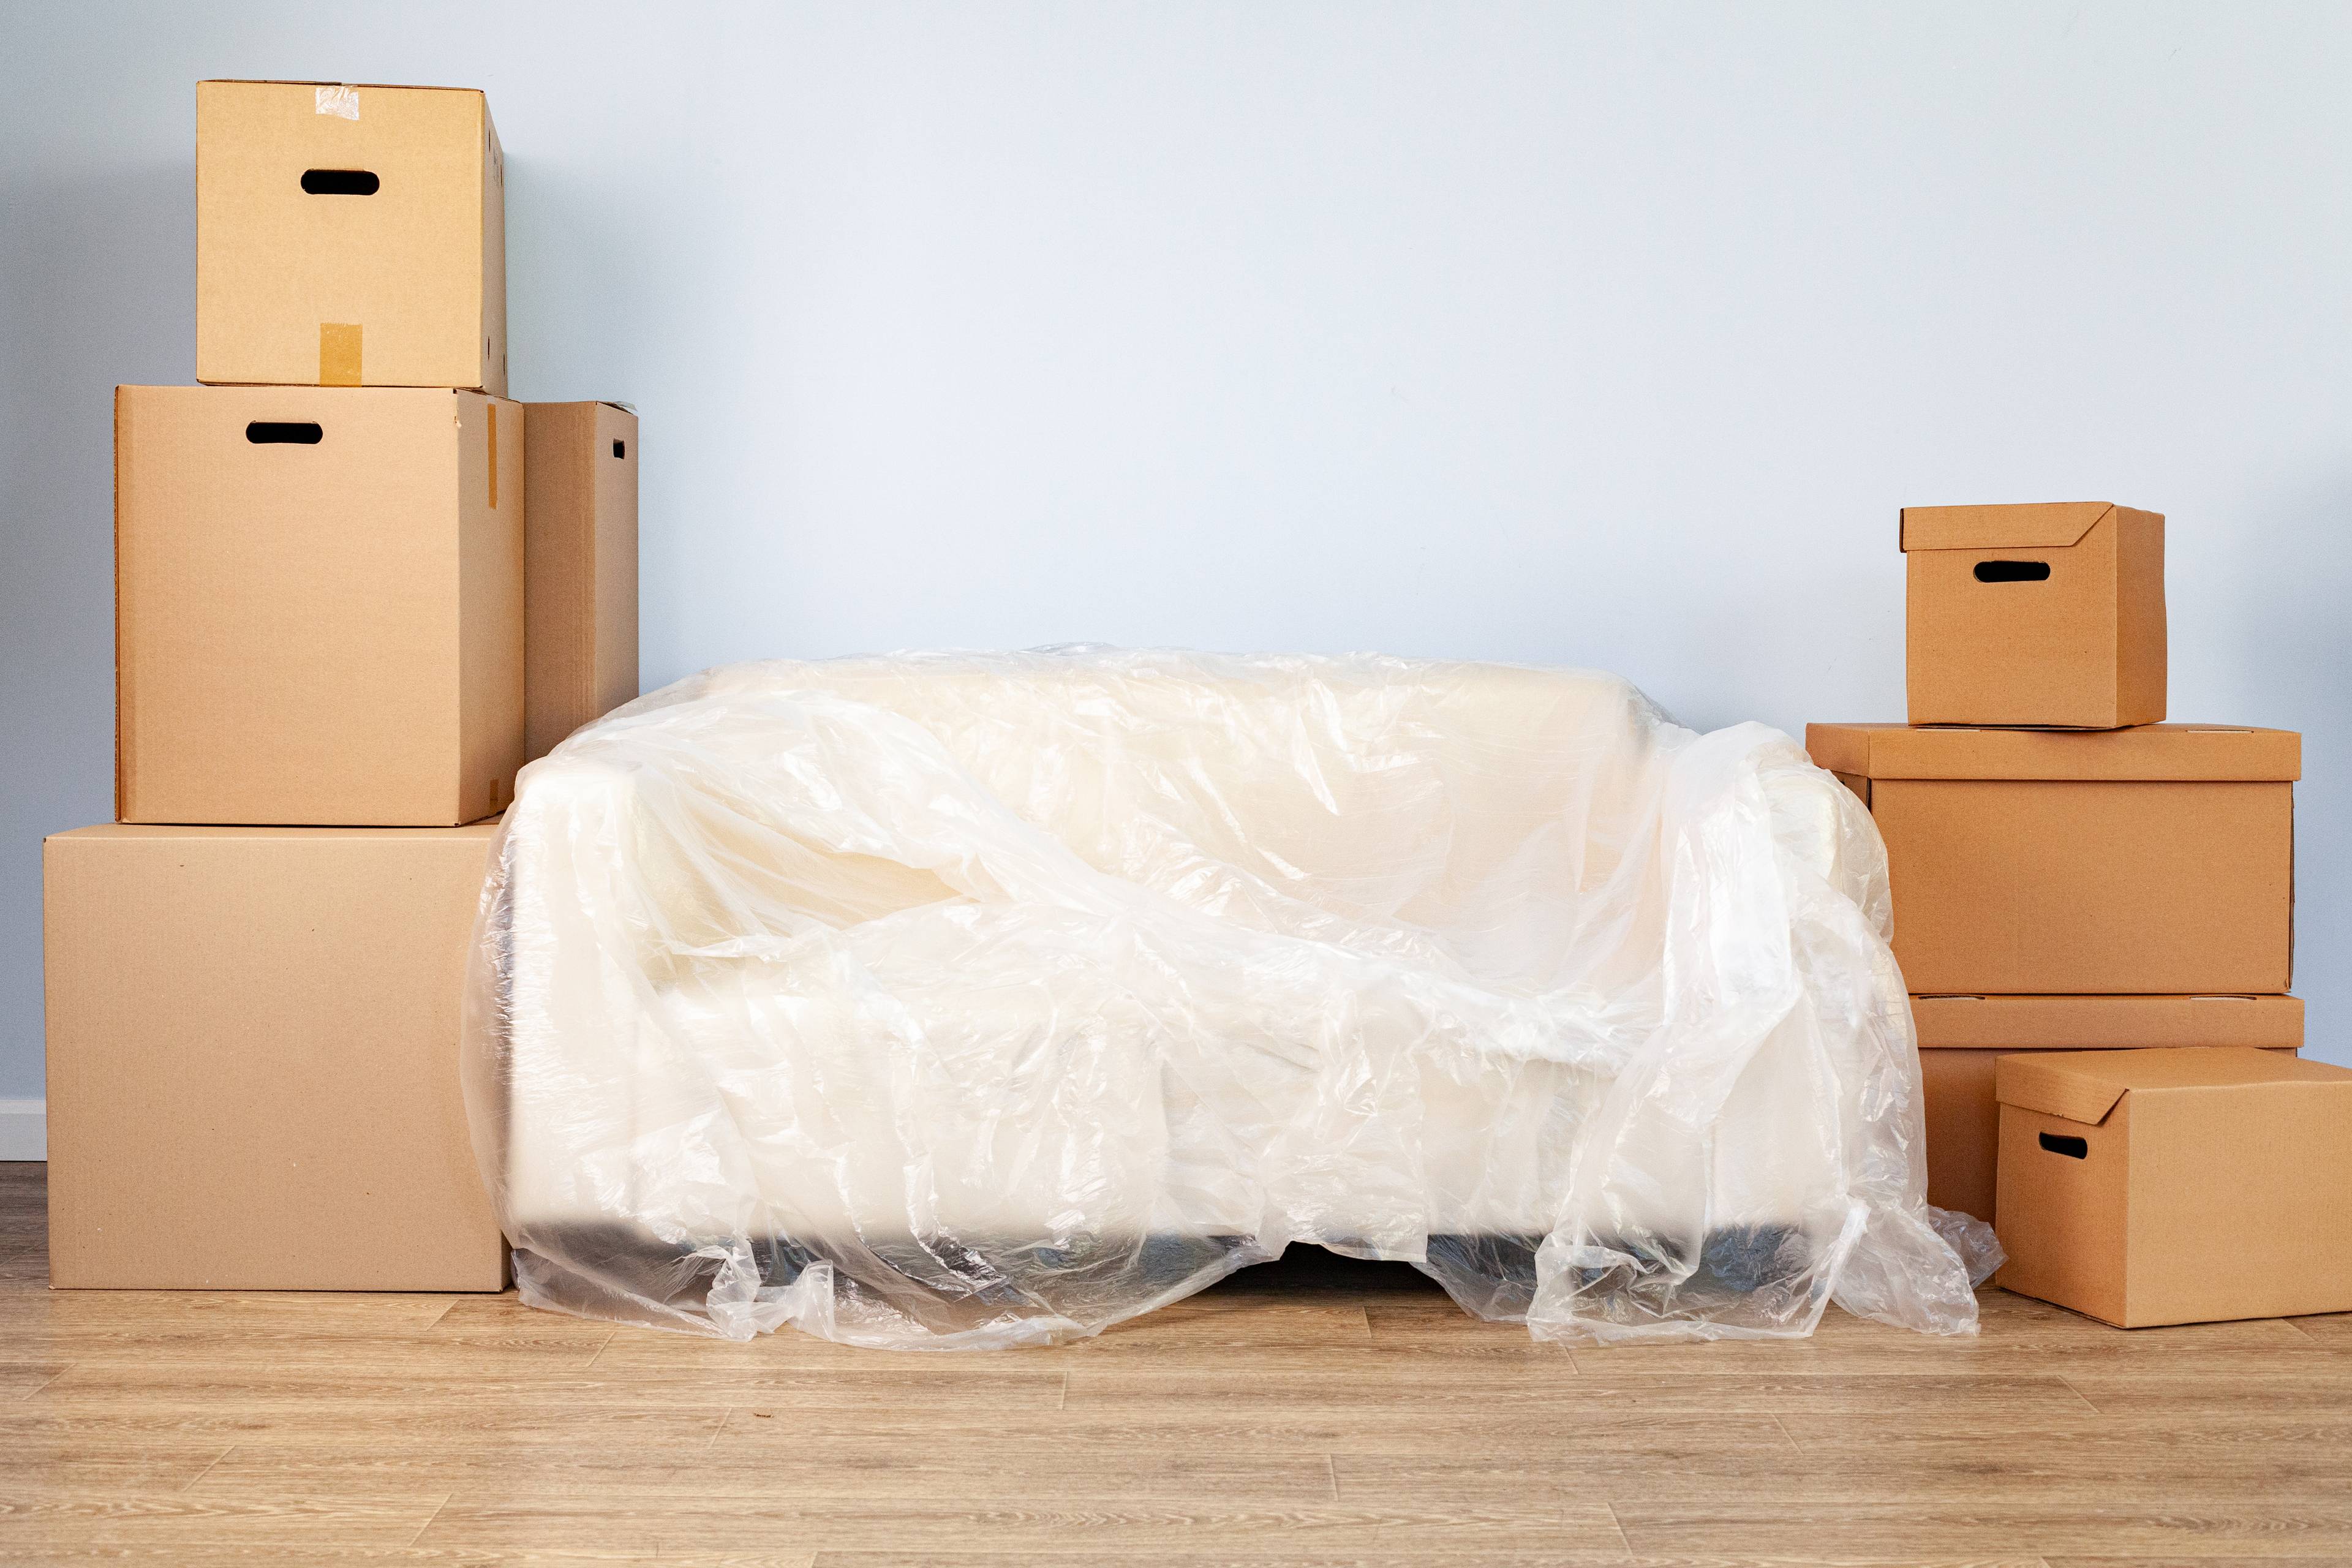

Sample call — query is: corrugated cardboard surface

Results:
[1805,724,2296,996]
[1915,996,2302,1221]
[1901,502,2165,728]
[1805,722,2299,782]
[523,402,639,760]
[1874,778,2291,993]
[116,385,524,826]
[1994,1048,2352,1326]
[196,80,505,394]
[1912,993,2305,1049]
[42,824,507,1291]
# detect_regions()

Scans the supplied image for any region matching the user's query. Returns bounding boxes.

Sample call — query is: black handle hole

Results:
[2038,1131,2089,1159]
[612,439,627,459]
[300,169,380,196]
[1975,559,2052,582]
[246,421,323,445]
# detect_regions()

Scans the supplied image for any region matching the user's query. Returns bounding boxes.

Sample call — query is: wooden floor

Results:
[4,1163,2351,1566]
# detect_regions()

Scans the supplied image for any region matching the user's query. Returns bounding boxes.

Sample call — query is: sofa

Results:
[466,649,1988,1348]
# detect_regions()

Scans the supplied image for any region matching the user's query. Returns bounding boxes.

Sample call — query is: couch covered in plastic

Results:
[465,650,1988,1349]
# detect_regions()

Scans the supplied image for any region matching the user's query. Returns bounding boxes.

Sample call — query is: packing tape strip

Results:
[319,323,361,386]
[316,84,360,120]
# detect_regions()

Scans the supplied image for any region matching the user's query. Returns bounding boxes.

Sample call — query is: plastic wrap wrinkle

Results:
[464,649,1981,1349]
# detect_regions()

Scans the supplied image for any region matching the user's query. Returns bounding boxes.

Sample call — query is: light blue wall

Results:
[4,2,2347,1099]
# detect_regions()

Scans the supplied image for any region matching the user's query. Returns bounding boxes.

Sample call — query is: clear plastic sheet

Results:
[464,649,1995,1348]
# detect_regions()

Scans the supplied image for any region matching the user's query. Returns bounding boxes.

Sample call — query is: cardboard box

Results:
[1809,723,2296,994]
[524,402,639,760]
[116,384,524,826]
[1993,1048,2352,1326]
[1913,994,2303,1222]
[1902,502,2165,728]
[42,823,507,1291]
[197,80,506,394]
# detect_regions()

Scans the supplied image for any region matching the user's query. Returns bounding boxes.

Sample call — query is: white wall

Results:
[4,1,2348,1100]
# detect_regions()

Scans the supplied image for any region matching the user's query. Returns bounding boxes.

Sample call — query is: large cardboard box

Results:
[1902,502,2165,728]
[116,384,524,826]
[524,402,639,760]
[1914,994,2303,1223]
[197,80,506,394]
[1809,723,2296,995]
[42,823,507,1291]
[1994,1048,2352,1326]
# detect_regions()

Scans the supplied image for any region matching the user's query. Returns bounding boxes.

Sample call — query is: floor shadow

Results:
[1209,1242,1447,1296]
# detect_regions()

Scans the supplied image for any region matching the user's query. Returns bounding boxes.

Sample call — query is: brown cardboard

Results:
[42,823,507,1291]
[197,80,506,394]
[1807,722,2301,782]
[1902,502,2165,728]
[524,402,639,760]
[1806,723,2296,995]
[116,384,524,826]
[1913,995,2304,1222]
[1992,1048,2352,1326]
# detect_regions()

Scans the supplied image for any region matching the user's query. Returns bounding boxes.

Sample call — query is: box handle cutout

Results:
[301,169,380,196]
[246,421,323,445]
[612,439,627,459]
[1974,560,2052,583]
[2038,1131,2089,1159]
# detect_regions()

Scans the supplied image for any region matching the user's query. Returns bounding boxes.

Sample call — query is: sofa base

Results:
[508,1221,1814,1336]
[1424,1224,1807,1317]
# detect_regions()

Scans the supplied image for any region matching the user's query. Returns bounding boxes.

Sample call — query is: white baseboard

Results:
[0,1100,45,1161]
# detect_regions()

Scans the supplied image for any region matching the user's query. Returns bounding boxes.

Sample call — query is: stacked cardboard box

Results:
[1989,1047,2352,1325]
[44,82,638,1291]
[1807,505,2302,1225]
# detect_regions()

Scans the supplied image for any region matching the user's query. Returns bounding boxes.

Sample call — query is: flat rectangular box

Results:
[1902,502,2165,728]
[1994,1048,2352,1326]
[42,823,507,1291]
[116,384,524,826]
[1810,723,2296,995]
[197,80,505,394]
[524,401,639,760]
[1914,994,2303,1223]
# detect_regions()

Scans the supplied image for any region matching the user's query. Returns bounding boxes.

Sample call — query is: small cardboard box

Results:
[1809,723,2296,995]
[42,823,508,1291]
[1914,995,2303,1223]
[1994,1048,2352,1326]
[116,384,524,826]
[524,402,639,760]
[1902,502,2165,728]
[197,80,506,394]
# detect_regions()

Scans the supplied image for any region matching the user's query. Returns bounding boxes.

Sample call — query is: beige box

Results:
[197,80,506,394]
[42,823,507,1291]
[1809,723,2296,995]
[116,384,524,826]
[1994,1049,2352,1327]
[1902,502,2165,729]
[1913,995,2304,1223]
[524,402,639,760]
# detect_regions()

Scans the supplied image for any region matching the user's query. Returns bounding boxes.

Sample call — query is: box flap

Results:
[1994,1053,2130,1126]
[1804,722,2300,782]
[199,78,486,96]
[2057,1046,2349,1091]
[1900,502,2113,552]
[50,821,499,846]
[1997,1046,2348,1125]
[1912,994,2304,1051]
